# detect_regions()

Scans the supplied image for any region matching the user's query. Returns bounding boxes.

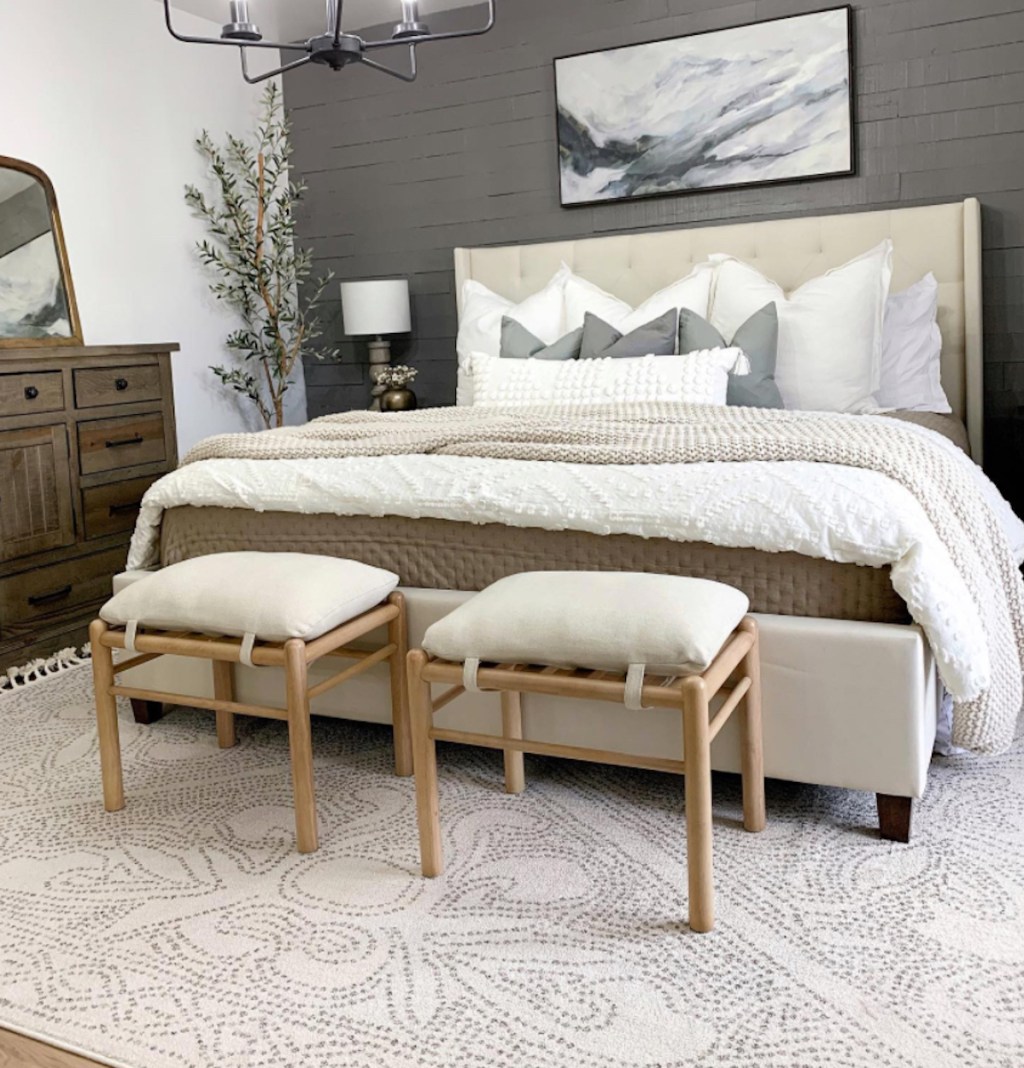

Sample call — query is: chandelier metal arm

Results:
[241,49,316,85]
[362,0,495,50]
[359,47,418,83]
[162,0,312,53]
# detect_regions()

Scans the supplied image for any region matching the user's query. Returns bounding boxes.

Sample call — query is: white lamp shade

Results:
[340,278,411,336]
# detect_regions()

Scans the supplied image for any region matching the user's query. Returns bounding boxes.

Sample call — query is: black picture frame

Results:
[553,6,856,209]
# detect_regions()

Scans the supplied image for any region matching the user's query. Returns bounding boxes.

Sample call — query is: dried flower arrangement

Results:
[377,365,418,390]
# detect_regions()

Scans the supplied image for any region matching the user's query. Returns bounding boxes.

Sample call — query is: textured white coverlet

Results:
[132,401,1024,752]
[130,441,1023,744]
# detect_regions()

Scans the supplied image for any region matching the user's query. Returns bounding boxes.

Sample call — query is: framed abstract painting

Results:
[554,7,854,207]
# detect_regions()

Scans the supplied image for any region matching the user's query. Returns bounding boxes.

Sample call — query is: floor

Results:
[2,663,1023,1068]
[0,1029,104,1068]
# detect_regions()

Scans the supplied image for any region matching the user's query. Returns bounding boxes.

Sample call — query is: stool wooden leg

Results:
[212,660,237,749]
[682,677,714,933]
[285,639,318,854]
[90,620,124,813]
[388,592,414,778]
[501,691,526,795]
[739,618,766,834]
[408,649,443,877]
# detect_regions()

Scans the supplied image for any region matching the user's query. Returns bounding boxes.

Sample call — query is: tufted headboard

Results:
[454,198,983,460]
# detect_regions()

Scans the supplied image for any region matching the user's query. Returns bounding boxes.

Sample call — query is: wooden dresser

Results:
[0,344,178,669]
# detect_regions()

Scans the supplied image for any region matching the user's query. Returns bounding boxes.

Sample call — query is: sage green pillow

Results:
[500,317,583,360]
[579,309,679,359]
[679,303,783,409]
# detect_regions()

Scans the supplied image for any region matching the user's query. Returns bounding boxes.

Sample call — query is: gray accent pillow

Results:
[500,316,583,360]
[580,309,679,359]
[678,303,783,409]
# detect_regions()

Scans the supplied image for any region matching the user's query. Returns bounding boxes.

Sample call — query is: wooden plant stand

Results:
[407,617,765,933]
[90,592,411,854]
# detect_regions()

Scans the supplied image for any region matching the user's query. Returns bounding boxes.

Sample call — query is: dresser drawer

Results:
[79,412,167,475]
[83,476,155,539]
[0,372,65,417]
[74,364,162,409]
[0,546,126,630]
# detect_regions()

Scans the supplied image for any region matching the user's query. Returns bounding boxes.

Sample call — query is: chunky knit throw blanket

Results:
[184,402,1024,753]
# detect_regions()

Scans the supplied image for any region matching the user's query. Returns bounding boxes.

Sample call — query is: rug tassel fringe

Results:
[1,646,92,693]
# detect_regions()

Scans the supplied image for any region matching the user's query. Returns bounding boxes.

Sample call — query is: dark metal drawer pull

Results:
[109,501,141,517]
[115,378,129,391]
[105,435,144,449]
[28,585,72,607]
[24,386,39,400]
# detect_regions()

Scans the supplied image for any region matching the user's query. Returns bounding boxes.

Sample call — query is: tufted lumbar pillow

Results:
[100,552,398,644]
[469,349,749,407]
[422,572,749,678]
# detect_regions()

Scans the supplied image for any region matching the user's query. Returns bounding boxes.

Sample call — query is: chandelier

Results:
[163,0,496,83]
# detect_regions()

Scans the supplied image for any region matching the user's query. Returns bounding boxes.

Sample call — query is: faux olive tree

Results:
[185,82,334,428]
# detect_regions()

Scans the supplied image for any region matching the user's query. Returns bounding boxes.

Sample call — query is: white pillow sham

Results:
[562,261,715,334]
[469,349,749,408]
[878,273,951,413]
[709,241,894,413]
[456,266,568,404]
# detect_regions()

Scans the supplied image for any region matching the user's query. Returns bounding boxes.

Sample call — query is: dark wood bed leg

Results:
[876,793,913,842]
[131,699,165,725]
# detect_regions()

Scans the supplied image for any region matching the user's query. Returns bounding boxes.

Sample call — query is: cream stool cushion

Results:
[100,552,398,643]
[422,571,749,676]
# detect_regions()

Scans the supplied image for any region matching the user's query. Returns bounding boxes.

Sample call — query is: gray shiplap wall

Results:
[285,0,1024,509]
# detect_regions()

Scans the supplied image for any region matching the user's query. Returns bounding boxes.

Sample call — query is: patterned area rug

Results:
[1,664,1022,1068]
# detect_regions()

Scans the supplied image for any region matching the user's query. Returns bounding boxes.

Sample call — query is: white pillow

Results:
[422,572,750,678]
[709,241,894,413]
[878,273,951,413]
[562,261,714,333]
[469,349,749,408]
[100,552,399,643]
[456,267,568,404]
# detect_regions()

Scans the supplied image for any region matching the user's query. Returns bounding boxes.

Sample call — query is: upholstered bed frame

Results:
[456,198,984,459]
[123,199,983,842]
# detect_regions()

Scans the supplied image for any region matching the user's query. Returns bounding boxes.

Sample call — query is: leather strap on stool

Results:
[625,663,649,711]
[239,633,257,668]
[463,657,481,692]
[124,620,139,655]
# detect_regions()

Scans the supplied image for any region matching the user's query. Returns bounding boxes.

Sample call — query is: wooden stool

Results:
[90,554,411,854]
[407,615,764,934]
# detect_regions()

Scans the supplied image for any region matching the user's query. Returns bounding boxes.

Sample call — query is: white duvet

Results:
[129,422,1024,708]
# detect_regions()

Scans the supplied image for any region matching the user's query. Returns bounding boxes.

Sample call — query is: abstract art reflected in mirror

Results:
[0,156,81,347]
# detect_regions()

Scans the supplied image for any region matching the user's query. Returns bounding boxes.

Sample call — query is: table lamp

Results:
[340,278,411,410]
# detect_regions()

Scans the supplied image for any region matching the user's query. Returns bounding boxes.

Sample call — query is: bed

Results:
[119,197,1016,841]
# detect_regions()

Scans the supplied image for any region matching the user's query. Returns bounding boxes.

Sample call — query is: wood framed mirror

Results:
[0,155,82,348]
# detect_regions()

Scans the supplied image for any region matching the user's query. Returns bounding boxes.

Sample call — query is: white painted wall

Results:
[0,1,307,454]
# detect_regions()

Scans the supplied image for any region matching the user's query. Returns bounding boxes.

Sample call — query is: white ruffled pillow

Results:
[456,266,569,405]
[469,349,749,408]
[709,241,893,413]
[562,261,715,333]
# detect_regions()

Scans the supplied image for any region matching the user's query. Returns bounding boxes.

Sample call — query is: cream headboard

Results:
[454,198,984,461]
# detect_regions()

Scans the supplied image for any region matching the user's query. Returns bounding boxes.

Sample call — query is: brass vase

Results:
[381,388,418,412]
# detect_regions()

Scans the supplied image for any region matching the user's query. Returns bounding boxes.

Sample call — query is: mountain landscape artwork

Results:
[555,7,853,206]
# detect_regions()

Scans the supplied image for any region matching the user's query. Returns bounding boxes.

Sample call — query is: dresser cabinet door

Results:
[0,426,75,562]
